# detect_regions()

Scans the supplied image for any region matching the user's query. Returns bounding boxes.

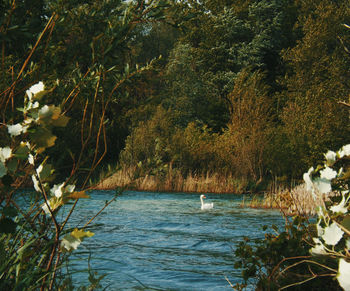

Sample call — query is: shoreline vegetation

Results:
[95,168,248,194]
[94,169,323,216]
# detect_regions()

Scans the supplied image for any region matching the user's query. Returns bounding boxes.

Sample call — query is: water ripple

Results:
[69,191,284,290]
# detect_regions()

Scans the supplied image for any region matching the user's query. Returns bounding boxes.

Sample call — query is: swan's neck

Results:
[200,197,204,205]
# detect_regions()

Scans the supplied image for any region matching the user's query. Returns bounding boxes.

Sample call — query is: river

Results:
[67,190,285,290]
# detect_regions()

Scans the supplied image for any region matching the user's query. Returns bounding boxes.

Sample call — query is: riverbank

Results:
[94,168,251,194]
[240,184,325,216]
[94,169,323,216]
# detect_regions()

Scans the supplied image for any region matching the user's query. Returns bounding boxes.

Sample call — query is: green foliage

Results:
[234,218,340,290]
[278,0,350,176]
[0,0,172,288]
[235,144,350,290]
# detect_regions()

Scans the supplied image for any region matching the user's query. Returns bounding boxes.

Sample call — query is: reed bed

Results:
[96,168,331,216]
[94,167,248,194]
[241,184,330,215]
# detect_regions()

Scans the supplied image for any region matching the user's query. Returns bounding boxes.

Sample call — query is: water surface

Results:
[68,191,284,290]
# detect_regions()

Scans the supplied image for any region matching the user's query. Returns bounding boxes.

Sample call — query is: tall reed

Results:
[95,167,248,194]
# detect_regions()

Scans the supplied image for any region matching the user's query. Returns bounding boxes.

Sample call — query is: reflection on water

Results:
[68,191,284,290]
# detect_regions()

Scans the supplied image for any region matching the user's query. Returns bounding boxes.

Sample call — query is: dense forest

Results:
[1,1,350,290]
[1,0,349,192]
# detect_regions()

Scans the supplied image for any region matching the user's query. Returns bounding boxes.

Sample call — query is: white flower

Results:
[330,195,349,214]
[320,166,337,180]
[325,150,337,165]
[339,144,350,158]
[50,183,65,198]
[0,147,12,163]
[337,259,350,291]
[7,123,23,136]
[322,222,344,246]
[0,162,7,178]
[60,234,81,252]
[26,81,45,100]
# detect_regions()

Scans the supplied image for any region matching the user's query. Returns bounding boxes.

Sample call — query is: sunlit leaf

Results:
[337,259,350,290]
[26,81,45,100]
[0,147,12,163]
[51,115,70,127]
[324,150,336,166]
[7,124,23,137]
[320,167,337,180]
[310,238,327,255]
[68,191,90,199]
[339,144,350,158]
[29,127,57,149]
[322,222,344,246]
[60,228,94,252]
[341,215,350,232]
[60,234,81,252]
[71,228,94,240]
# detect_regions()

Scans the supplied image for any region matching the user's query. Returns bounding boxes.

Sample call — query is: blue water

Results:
[66,191,285,290]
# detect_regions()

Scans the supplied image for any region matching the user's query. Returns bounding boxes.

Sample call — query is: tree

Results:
[279,0,350,177]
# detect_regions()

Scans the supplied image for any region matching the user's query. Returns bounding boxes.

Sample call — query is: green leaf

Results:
[0,162,6,178]
[38,164,53,180]
[2,206,18,218]
[51,115,70,127]
[1,174,13,187]
[341,215,350,232]
[14,145,30,160]
[0,218,17,234]
[7,159,18,173]
[29,127,57,149]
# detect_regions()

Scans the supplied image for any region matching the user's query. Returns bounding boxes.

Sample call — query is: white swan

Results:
[200,194,213,210]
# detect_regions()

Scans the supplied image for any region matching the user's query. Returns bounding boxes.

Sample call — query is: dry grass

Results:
[243,184,333,215]
[94,167,248,194]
